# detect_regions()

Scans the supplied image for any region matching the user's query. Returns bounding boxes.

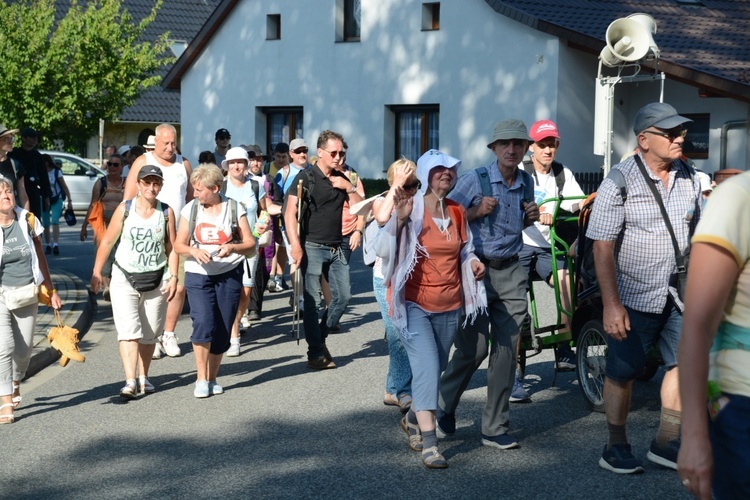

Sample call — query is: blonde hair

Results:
[386,158,417,186]
[190,163,224,190]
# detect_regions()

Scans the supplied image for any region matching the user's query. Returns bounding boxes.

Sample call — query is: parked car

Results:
[40,151,106,211]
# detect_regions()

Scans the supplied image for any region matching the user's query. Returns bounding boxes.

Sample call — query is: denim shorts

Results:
[604,301,681,382]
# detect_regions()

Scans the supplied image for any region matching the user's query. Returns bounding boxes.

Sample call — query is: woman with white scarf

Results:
[376,150,486,469]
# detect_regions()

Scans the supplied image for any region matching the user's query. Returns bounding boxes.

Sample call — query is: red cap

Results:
[529,120,560,143]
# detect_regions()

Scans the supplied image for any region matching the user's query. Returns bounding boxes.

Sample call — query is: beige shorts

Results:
[110,267,168,343]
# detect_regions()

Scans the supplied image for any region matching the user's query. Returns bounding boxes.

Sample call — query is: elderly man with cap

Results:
[437,119,539,451]
[10,127,52,219]
[0,125,29,209]
[214,128,231,169]
[587,102,701,474]
[515,119,587,395]
[125,123,193,360]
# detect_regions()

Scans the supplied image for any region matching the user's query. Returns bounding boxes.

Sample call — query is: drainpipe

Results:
[720,120,748,170]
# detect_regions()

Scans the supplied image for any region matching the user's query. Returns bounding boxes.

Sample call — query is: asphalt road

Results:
[0,223,690,499]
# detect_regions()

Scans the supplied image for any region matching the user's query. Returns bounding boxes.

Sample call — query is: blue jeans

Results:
[711,392,750,499]
[400,303,459,412]
[372,275,411,397]
[605,301,682,382]
[302,241,351,359]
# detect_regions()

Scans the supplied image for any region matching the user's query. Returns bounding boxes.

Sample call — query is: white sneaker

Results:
[152,339,163,359]
[227,342,240,357]
[162,332,181,357]
[240,314,252,329]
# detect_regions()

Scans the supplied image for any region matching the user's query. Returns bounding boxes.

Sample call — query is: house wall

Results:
[180,0,563,177]
[179,0,748,178]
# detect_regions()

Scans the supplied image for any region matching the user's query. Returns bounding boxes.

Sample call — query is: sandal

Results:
[397,394,412,413]
[422,446,448,469]
[0,403,15,424]
[383,393,399,407]
[400,416,423,452]
[12,384,21,408]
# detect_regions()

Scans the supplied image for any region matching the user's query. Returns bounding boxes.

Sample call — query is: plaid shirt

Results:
[586,154,701,313]
[448,160,530,260]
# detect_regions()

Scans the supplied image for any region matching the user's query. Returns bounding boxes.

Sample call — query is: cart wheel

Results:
[576,319,607,413]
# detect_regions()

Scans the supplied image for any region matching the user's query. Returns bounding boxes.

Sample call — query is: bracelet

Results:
[355,229,363,235]
[51,288,58,294]
[169,276,178,282]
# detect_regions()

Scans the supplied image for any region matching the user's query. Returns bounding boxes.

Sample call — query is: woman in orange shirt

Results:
[377,150,486,469]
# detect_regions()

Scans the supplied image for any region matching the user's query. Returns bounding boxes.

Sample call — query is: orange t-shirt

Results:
[405,202,467,312]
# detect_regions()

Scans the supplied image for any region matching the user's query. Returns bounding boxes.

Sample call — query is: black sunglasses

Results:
[107,161,122,167]
[293,148,308,154]
[403,180,421,191]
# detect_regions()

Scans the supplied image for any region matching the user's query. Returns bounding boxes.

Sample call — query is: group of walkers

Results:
[1,108,747,499]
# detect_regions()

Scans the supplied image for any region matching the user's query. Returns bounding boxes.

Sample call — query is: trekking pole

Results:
[291,179,304,343]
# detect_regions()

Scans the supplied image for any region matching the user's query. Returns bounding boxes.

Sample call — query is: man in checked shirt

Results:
[588,103,702,475]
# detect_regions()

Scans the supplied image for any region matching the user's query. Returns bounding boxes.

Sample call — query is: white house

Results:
[164,0,750,178]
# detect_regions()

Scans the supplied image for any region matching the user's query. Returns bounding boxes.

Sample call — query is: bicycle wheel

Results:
[576,319,607,413]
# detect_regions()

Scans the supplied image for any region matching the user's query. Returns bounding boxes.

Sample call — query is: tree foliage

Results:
[0,0,173,149]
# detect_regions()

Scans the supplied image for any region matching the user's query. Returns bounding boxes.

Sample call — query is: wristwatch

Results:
[348,185,357,194]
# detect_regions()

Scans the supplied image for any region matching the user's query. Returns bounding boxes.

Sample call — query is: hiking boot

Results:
[48,327,85,363]
[307,356,336,370]
[646,439,679,470]
[599,443,645,474]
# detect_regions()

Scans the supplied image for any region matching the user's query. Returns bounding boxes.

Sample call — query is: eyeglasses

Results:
[107,161,122,167]
[139,179,162,187]
[403,180,421,191]
[293,148,308,154]
[0,136,14,143]
[324,150,345,158]
[643,128,688,142]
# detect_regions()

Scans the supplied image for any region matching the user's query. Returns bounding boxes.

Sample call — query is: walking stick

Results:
[291,179,304,343]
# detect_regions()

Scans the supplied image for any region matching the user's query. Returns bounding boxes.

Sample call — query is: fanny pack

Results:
[114,262,164,292]
[1,282,39,310]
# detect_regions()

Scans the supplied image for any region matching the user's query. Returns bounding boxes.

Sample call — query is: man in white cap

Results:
[125,123,193,359]
[587,102,701,474]
[438,119,539,451]
[517,119,586,388]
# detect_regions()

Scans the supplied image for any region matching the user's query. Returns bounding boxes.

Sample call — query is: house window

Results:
[267,14,281,40]
[336,0,360,42]
[682,113,710,160]
[422,3,440,31]
[265,107,303,154]
[393,105,439,162]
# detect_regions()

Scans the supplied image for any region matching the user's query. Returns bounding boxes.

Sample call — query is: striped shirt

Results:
[586,154,701,313]
[448,160,531,260]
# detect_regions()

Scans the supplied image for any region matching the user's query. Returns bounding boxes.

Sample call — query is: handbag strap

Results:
[633,156,685,271]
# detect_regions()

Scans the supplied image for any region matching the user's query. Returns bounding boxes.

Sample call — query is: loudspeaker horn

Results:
[627,13,660,61]
[598,17,651,67]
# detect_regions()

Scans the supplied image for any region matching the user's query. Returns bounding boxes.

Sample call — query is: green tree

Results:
[0,0,172,150]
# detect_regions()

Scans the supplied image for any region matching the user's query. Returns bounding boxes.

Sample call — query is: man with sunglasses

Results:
[587,102,702,474]
[213,128,231,170]
[284,130,363,369]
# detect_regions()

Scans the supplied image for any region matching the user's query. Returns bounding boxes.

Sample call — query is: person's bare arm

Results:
[593,240,629,340]
[183,159,194,201]
[678,242,739,500]
[284,193,302,264]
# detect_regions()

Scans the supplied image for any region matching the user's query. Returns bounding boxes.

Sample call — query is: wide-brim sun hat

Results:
[221,146,250,170]
[416,149,461,195]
